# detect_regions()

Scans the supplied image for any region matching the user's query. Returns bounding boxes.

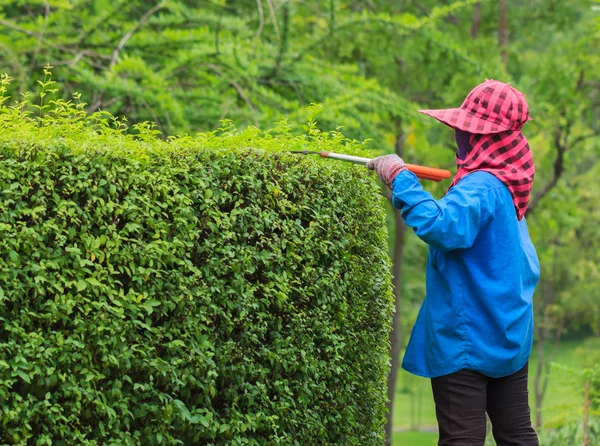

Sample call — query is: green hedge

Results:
[0,76,393,444]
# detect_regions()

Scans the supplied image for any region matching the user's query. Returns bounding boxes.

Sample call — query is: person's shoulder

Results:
[457,171,505,194]
[456,172,514,216]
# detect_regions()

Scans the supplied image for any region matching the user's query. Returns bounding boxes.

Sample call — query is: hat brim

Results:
[419,108,528,134]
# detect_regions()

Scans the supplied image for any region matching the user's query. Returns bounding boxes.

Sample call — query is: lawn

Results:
[393,430,437,446]
[392,337,594,444]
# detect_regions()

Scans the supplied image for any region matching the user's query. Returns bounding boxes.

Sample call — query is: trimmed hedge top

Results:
[0,74,393,445]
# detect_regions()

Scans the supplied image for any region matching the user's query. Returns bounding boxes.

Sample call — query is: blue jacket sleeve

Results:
[391,170,488,252]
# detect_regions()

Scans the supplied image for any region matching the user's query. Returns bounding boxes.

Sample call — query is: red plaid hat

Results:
[419,80,532,134]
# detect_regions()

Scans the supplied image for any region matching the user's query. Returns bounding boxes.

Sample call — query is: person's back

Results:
[368,80,540,446]
[400,171,539,379]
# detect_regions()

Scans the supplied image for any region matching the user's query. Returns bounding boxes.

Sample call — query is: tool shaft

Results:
[321,152,370,165]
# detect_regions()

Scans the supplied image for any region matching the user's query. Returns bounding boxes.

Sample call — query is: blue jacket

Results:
[392,170,540,378]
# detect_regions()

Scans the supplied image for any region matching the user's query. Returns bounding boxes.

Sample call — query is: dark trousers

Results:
[430,362,539,446]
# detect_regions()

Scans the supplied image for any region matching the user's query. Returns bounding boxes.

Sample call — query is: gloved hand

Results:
[367,154,406,189]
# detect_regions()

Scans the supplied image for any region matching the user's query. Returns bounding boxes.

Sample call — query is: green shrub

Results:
[0,73,393,444]
[538,418,599,446]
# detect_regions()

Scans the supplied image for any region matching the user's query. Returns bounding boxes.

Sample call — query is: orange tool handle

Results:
[405,163,452,182]
[414,173,446,183]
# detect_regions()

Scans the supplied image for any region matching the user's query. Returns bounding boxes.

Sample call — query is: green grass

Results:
[392,337,593,436]
[393,431,437,446]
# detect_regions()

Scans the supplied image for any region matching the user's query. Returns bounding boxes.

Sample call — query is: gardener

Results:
[368,80,540,446]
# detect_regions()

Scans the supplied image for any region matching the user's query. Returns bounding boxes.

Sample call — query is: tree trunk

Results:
[471,2,480,39]
[534,311,564,429]
[498,0,508,67]
[584,380,590,446]
[384,124,407,446]
[534,324,545,429]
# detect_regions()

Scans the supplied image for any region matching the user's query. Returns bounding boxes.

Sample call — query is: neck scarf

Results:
[450,131,535,220]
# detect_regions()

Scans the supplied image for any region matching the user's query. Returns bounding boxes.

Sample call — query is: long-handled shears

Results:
[290,150,451,182]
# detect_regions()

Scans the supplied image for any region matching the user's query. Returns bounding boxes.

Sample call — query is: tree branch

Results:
[0,17,109,71]
[570,131,600,147]
[28,1,50,77]
[384,119,407,446]
[540,318,564,401]
[527,123,567,215]
[254,0,265,44]
[356,0,376,12]
[527,69,594,216]
[87,2,165,113]
[499,0,508,67]
[110,2,165,68]
[266,0,280,39]
[438,0,461,26]
[45,51,107,70]
[413,0,460,26]
[206,63,260,127]
[471,2,481,39]
[264,2,289,80]
[0,19,37,36]
[0,41,25,90]
[140,98,164,135]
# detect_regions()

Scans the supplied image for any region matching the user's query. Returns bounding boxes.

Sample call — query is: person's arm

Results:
[367,154,487,252]
[391,170,483,252]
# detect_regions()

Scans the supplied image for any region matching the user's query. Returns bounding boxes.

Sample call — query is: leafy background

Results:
[1,1,599,445]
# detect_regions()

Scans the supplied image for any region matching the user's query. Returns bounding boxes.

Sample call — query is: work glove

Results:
[367,154,406,189]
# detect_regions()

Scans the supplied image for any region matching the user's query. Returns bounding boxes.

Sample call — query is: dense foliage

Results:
[0,76,393,444]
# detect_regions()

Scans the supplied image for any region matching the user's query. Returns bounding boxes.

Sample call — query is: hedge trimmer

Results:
[290,150,452,182]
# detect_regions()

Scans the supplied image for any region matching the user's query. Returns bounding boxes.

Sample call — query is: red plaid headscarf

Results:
[419,80,535,219]
[451,131,534,219]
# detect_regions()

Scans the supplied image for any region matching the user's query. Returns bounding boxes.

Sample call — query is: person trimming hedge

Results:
[368,80,540,446]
